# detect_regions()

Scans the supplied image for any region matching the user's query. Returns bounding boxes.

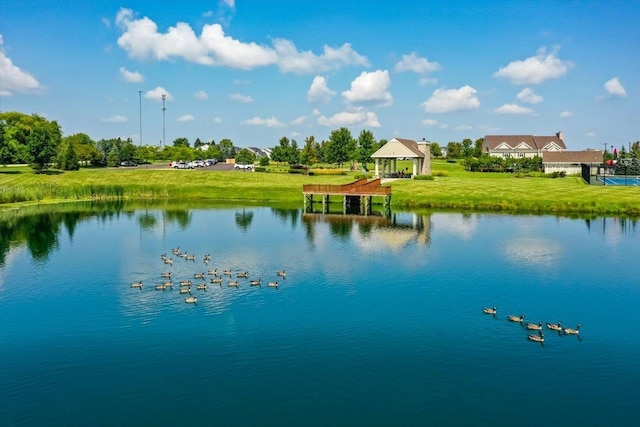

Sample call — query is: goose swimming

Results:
[526,321,543,331]
[507,314,525,323]
[130,281,143,289]
[527,331,544,343]
[276,270,286,278]
[268,281,279,289]
[563,324,581,335]
[250,278,262,286]
[184,296,197,304]
[546,321,562,331]
[483,307,497,315]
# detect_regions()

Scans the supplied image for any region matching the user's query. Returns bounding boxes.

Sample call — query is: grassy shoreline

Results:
[1,162,638,216]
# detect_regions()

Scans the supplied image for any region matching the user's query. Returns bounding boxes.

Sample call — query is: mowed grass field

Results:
[1,161,638,216]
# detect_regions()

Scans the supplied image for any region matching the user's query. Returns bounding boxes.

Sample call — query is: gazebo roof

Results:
[371,138,425,159]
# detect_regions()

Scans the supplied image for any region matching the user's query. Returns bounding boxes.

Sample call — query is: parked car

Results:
[120,160,137,167]
[234,163,254,170]
[172,161,193,169]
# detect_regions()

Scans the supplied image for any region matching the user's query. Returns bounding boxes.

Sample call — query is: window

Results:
[518,152,525,158]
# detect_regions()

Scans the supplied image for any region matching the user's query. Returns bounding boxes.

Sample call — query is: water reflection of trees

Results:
[235,209,254,232]
[0,202,192,265]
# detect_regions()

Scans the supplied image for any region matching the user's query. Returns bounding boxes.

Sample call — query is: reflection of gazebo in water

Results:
[371,137,431,178]
[302,212,431,251]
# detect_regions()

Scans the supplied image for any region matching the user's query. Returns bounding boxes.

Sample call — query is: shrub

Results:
[288,168,307,174]
[254,167,266,172]
[431,170,448,177]
[259,157,270,166]
[309,168,346,175]
[414,174,435,180]
[548,171,566,178]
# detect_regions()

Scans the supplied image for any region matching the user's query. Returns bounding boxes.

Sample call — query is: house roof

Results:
[484,134,567,151]
[542,150,603,163]
[371,137,425,158]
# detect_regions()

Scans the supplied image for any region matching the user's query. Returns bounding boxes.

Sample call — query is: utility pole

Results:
[161,94,166,148]
[138,90,142,146]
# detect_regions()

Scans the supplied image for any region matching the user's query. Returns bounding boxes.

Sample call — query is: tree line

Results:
[2,111,638,173]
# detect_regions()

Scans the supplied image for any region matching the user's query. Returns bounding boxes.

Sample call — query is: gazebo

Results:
[371,138,431,178]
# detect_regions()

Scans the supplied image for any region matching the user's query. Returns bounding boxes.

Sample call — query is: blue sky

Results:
[1,0,638,150]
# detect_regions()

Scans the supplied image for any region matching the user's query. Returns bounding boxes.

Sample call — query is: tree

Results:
[356,130,376,170]
[235,148,256,166]
[27,119,61,172]
[204,144,222,161]
[65,133,100,166]
[0,111,48,165]
[219,138,235,160]
[56,137,79,170]
[193,138,204,149]
[461,138,474,158]
[288,139,300,165]
[271,137,290,164]
[325,127,355,167]
[474,138,484,158]
[300,135,319,169]
[430,142,442,157]
[446,141,462,159]
[173,137,190,148]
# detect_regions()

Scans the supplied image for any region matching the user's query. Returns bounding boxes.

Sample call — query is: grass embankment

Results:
[1,162,638,216]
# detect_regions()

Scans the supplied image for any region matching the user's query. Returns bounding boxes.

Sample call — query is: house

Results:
[245,147,271,158]
[542,150,603,175]
[371,138,431,178]
[484,132,567,158]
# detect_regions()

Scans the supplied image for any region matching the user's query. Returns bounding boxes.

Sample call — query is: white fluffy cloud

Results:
[493,47,573,85]
[0,34,42,96]
[145,86,173,101]
[516,87,543,104]
[115,8,367,74]
[101,115,127,123]
[290,115,307,125]
[317,108,380,127]
[559,111,573,118]
[394,52,441,73]
[342,70,393,105]
[119,66,143,83]
[586,131,596,137]
[422,119,438,126]
[242,116,286,127]
[195,90,208,99]
[274,39,369,74]
[307,76,336,104]
[422,85,480,113]
[213,117,222,123]
[229,93,253,103]
[178,114,194,122]
[494,103,533,115]
[455,125,472,130]
[604,77,626,97]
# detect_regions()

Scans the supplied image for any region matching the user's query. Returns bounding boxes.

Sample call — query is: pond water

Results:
[1,204,639,427]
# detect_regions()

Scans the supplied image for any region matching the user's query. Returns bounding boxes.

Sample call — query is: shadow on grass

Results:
[0,170,23,174]
[36,170,64,175]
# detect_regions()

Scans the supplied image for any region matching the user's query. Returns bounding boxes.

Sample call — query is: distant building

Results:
[245,147,271,158]
[542,150,603,175]
[484,132,567,158]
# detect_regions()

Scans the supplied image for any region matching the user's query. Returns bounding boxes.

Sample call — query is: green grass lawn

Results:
[1,161,638,216]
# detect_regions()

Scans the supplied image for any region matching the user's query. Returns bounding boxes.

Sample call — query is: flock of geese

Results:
[483,306,582,344]
[129,246,287,305]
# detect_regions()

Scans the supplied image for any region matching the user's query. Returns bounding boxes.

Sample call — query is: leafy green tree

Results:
[219,138,235,160]
[65,133,100,166]
[461,138,474,158]
[356,130,376,170]
[300,135,319,168]
[474,138,484,157]
[173,137,190,148]
[204,144,222,161]
[27,119,61,172]
[288,139,300,165]
[119,139,137,163]
[0,111,49,164]
[430,142,442,157]
[235,148,256,165]
[56,137,79,170]
[136,144,160,164]
[326,127,355,167]
[446,141,462,159]
[193,138,204,148]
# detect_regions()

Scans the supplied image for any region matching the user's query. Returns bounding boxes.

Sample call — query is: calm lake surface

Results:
[1,204,639,427]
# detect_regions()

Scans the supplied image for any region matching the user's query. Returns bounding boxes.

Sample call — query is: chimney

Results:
[556,131,564,141]
[416,138,431,176]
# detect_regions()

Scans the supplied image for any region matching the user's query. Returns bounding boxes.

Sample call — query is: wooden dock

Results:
[302,178,392,215]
